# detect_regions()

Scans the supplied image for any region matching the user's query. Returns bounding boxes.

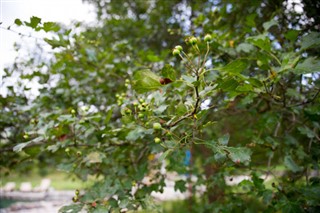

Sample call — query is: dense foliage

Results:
[1,0,319,212]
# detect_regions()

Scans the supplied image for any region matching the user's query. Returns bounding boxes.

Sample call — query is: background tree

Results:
[1,0,319,212]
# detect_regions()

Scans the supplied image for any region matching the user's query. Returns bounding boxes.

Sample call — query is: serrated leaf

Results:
[174,180,187,192]
[247,34,271,52]
[236,43,255,53]
[300,32,320,50]
[298,126,316,138]
[294,57,320,74]
[158,149,172,162]
[84,152,103,164]
[215,59,248,74]
[43,22,60,32]
[284,155,303,173]
[13,136,43,152]
[218,134,230,145]
[161,64,177,81]
[92,206,109,213]
[25,16,41,29]
[247,78,263,87]
[263,19,278,31]
[13,141,32,152]
[132,69,162,93]
[126,127,152,141]
[224,147,252,164]
[280,53,300,72]
[218,77,239,91]
[59,204,84,213]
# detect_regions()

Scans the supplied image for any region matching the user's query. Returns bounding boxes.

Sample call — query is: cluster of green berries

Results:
[125,79,130,88]
[72,189,80,202]
[116,93,126,106]
[172,45,183,56]
[135,98,150,118]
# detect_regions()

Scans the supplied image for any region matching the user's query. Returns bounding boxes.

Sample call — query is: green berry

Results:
[23,134,29,139]
[154,137,161,143]
[125,108,132,115]
[189,37,198,45]
[65,148,70,153]
[172,48,180,56]
[75,189,80,196]
[71,109,76,114]
[139,98,145,103]
[204,34,212,42]
[153,122,162,130]
[76,151,82,157]
[175,45,183,51]
[72,196,79,202]
[138,113,144,118]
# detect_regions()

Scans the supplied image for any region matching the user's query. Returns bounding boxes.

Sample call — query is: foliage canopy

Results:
[1,0,320,212]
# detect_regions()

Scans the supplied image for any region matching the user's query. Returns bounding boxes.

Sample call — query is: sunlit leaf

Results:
[284,155,303,173]
[132,69,162,93]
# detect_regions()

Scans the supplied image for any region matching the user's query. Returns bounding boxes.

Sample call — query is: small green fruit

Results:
[138,113,144,118]
[71,109,76,114]
[72,196,79,202]
[154,137,161,143]
[172,48,180,56]
[175,45,183,51]
[204,34,212,42]
[65,148,70,153]
[153,122,162,130]
[23,134,29,139]
[125,108,132,115]
[189,36,198,45]
[139,98,145,103]
[76,151,82,157]
[75,189,80,196]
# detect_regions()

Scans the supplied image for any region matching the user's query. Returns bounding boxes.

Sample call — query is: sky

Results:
[0,0,96,96]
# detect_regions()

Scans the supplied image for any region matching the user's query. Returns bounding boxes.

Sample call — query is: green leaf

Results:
[13,136,43,152]
[161,64,176,81]
[59,204,84,213]
[126,127,152,141]
[224,147,252,164]
[285,30,299,42]
[236,43,255,53]
[300,32,320,50]
[247,78,263,87]
[298,126,316,138]
[13,141,32,152]
[84,152,104,164]
[218,77,239,91]
[247,34,271,52]
[158,149,172,162]
[280,53,300,72]
[284,155,303,173]
[132,69,162,93]
[215,59,248,74]
[92,206,110,213]
[294,57,320,74]
[218,134,230,145]
[43,22,60,32]
[14,19,23,26]
[25,16,41,29]
[263,19,278,31]
[174,180,187,192]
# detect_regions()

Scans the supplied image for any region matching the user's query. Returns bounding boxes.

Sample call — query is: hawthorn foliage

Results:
[1,0,320,212]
